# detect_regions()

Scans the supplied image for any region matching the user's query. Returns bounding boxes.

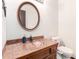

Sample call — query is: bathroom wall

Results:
[6,0,58,40]
[58,0,76,57]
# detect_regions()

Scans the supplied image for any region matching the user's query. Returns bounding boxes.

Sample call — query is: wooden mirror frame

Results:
[17,2,40,31]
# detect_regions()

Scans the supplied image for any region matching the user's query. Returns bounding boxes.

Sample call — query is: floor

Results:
[57,53,62,59]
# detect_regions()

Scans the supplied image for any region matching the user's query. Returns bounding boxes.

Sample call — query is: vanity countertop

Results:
[3,38,58,59]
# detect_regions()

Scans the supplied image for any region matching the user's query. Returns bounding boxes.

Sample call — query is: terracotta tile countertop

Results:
[3,38,57,59]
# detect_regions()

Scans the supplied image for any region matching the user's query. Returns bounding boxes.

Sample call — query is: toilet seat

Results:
[57,46,73,57]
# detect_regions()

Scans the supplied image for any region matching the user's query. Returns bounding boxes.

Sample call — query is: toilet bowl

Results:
[52,37,73,59]
[57,46,73,59]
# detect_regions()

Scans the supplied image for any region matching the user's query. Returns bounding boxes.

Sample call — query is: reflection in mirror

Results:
[18,2,40,31]
[21,4,38,29]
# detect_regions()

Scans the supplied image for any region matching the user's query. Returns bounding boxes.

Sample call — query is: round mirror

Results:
[17,2,40,31]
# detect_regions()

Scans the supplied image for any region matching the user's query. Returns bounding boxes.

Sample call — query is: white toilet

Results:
[52,37,73,59]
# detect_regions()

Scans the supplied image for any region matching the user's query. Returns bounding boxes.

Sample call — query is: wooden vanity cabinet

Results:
[3,36,58,59]
[17,43,58,59]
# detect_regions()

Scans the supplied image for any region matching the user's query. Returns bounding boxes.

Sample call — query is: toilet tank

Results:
[52,36,65,46]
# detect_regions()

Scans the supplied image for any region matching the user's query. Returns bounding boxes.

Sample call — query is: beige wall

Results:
[58,0,76,57]
[6,0,58,40]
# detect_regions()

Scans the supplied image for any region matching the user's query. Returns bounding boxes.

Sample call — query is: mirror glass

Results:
[18,2,40,31]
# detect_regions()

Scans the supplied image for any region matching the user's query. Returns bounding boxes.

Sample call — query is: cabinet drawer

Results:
[29,48,50,59]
